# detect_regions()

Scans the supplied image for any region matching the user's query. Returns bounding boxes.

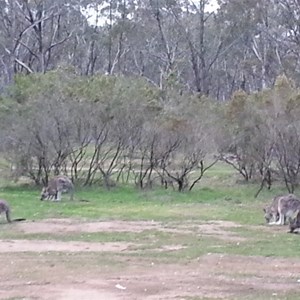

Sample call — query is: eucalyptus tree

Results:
[275,0,300,82]
[0,0,88,82]
[215,1,279,95]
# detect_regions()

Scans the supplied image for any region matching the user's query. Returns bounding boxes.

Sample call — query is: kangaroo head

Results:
[40,187,50,201]
[263,207,273,223]
[289,211,300,233]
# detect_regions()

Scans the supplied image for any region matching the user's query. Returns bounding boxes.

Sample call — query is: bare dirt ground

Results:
[0,219,300,300]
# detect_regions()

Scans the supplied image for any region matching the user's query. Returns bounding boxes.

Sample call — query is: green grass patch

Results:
[0,182,269,223]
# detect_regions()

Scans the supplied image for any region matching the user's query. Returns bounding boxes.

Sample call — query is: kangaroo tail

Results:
[6,211,11,223]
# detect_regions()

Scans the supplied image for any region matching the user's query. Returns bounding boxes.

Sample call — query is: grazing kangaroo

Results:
[40,175,74,201]
[276,195,300,225]
[289,211,300,233]
[263,194,296,224]
[0,199,26,223]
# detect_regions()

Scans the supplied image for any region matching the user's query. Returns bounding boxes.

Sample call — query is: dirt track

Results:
[0,219,300,299]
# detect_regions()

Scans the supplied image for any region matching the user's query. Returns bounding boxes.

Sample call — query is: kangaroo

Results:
[276,195,300,225]
[0,199,11,223]
[263,194,295,224]
[0,199,26,223]
[289,211,300,233]
[40,175,74,201]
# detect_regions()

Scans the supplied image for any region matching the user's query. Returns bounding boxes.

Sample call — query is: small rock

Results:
[115,284,126,290]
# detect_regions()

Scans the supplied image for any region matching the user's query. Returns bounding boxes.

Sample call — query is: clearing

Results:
[0,218,299,300]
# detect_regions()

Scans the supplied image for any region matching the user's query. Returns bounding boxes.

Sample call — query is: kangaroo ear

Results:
[263,208,266,213]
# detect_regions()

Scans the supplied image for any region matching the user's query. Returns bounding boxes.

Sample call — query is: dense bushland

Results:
[1,72,300,195]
